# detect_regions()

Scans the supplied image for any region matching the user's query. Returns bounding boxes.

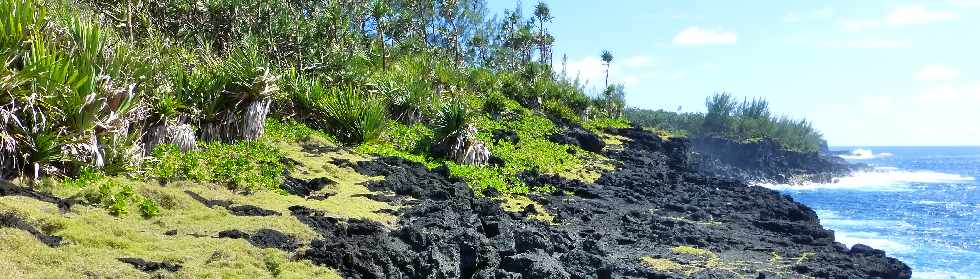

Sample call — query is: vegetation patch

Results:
[0,185,340,278]
[640,256,684,271]
[499,195,555,224]
[144,142,286,194]
[640,246,818,278]
[628,93,825,152]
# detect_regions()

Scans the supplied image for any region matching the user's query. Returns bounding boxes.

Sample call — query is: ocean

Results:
[765,147,980,279]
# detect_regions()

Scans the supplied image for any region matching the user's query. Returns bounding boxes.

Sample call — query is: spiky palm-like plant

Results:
[601,50,613,88]
[434,98,489,165]
[1,0,148,179]
[180,42,278,143]
[302,80,386,144]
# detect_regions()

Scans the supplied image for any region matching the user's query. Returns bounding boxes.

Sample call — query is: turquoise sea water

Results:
[767,147,980,279]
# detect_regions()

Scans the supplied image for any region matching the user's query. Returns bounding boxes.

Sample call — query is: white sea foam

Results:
[760,169,975,191]
[838,148,894,160]
[834,231,913,254]
[822,218,914,229]
[913,200,970,207]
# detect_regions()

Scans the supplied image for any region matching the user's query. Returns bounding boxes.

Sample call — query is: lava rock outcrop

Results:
[292,128,911,279]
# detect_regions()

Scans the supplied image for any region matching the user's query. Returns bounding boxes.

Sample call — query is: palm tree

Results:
[601,50,613,88]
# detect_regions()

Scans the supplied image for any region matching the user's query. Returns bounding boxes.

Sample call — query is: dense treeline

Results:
[0,0,627,181]
[627,93,826,152]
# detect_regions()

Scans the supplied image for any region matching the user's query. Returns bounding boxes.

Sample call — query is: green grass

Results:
[353,106,614,196]
[0,181,342,278]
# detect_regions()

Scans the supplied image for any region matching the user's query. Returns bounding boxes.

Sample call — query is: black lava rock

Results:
[286,129,911,279]
[548,127,605,153]
[217,229,299,251]
[117,258,182,273]
[0,212,62,247]
[281,176,336,197]
[227,204,280,216]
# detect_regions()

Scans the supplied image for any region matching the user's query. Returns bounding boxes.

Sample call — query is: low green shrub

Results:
[263,118,334,143]
[583,117,631,133]
[66,174,161,218]
[627,93,826,152]
[297,81,387,144]
[434,98,469,143]
[144,142,285,193]
[543,99,580,125]
[446,163,523,194]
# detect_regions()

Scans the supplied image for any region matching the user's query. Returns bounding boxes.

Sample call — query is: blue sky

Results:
[487,0,980,146]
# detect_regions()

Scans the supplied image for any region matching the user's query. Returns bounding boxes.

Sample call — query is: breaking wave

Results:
[838,148,894,160]
[760,168,974,191]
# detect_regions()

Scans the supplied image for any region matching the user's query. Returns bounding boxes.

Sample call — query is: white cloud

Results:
[916,82,980,103]
[623,56,653,68]
[819,39,903,49]
[952,0,980,7]
[672,27,737,46]
[851,81,980,145]
[565,56,606,87]
[840,19,882,31]
[886,5,957,25]
[816,7,836,19]
[840,5,957,31]
[916,65,961,81]
[783,13,802,23]
[783,7,834,23]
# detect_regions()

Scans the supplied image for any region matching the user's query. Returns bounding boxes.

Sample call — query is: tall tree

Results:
[533,2,553,65]
[601,50,613,88]
[561,53,568,80]
[371,0,391,70]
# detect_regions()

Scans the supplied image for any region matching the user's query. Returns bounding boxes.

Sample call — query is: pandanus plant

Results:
[171,41,278,145]
[2,0,147,179]
[434,98,489,165]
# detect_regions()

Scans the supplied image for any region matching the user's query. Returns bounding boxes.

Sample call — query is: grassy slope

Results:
[0,110,619,278]
[0,130,391,278]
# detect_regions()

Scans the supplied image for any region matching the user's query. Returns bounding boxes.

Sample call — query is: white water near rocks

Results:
[761,147,980,279]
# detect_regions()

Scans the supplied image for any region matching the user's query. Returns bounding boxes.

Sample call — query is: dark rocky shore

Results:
[290,127,911,278]
[690,136,862,184]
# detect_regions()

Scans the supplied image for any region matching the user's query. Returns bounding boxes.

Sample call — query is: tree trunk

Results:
[604,64,610,88]
[241,99,270,141]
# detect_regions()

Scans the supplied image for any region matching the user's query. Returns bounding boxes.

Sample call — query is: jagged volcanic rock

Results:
[687,136,858,184]
[117,258,182,273]
[292,128,911,279]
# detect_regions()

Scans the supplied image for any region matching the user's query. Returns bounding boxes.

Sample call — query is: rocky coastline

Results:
[287,127,911,278]
[0,126,911,278]
[689,136,865,185]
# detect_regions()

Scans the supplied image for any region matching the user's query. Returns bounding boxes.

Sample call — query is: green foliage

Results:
[627,93,825,152]
[703,93,737,135]
[446,163,521,193]
[482,90,511,115]
[263,118,334,143]
[583,117,631,133]
[373,55,441,122]
[434,98,470,143]
[1,0,626,206]
[0,0,150,178]
[321,86,387,144]
[138,198,161,218]
[145,142,286,193]
[62,168,104,188]
[63,173,162,217]
[295,79,387,144]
